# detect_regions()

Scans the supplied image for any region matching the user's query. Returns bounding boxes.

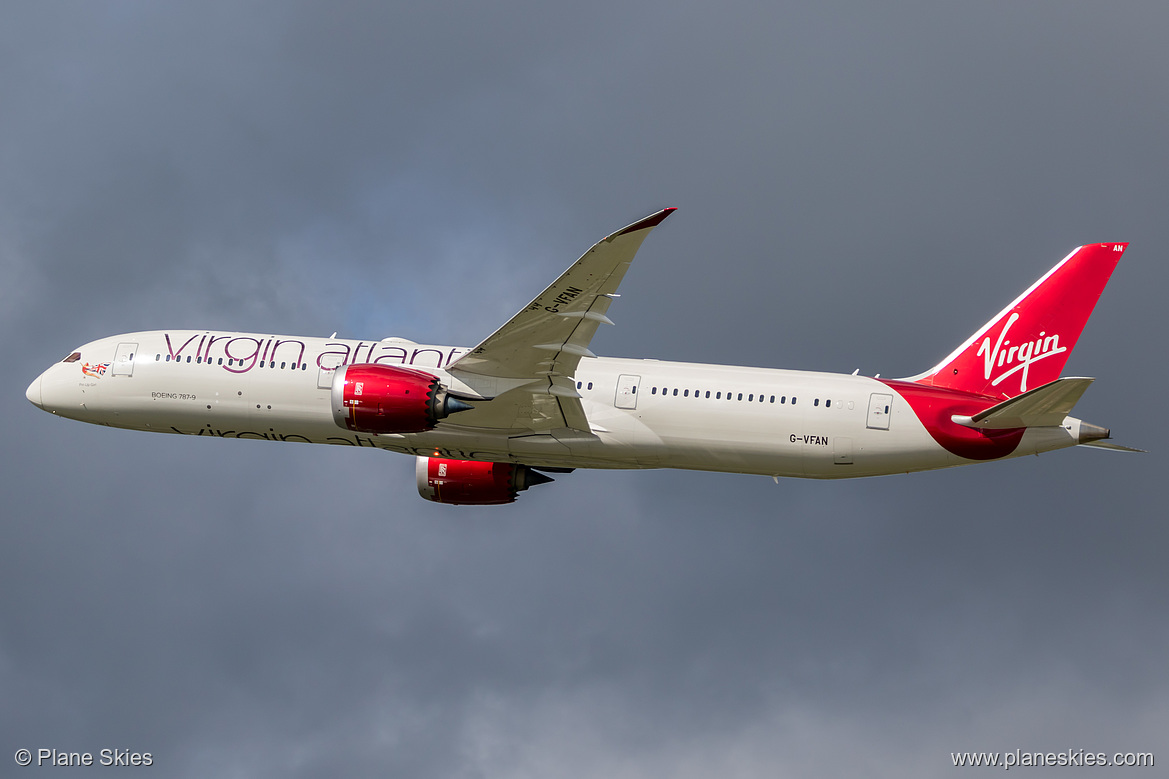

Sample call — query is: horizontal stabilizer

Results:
[952,377,1094,429]
[1079,440,1146,453]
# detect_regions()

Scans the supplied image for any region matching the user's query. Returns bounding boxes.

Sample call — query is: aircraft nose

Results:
[26,373,43,409]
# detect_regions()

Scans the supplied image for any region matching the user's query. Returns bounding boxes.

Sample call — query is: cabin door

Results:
[866,393,893,430]
[111,342,138,376]
[615,374,641,410]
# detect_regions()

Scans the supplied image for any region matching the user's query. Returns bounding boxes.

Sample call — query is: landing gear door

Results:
[318,354,344,389]
[615,374,641,410]
[867,392,893,430]
[112,342,138,376]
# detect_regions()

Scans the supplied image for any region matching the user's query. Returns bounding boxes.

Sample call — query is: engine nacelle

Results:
[331,364,471,434]
[415,457,554,505]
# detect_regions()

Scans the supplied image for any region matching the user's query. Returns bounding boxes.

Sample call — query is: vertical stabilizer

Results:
[909,243,1125,398]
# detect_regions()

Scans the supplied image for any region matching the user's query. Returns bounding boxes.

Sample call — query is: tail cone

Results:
[1078,422,1110,444]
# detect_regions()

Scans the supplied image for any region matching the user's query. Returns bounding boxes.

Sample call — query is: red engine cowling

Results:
[415,457,554,505]
[331,364,471,434]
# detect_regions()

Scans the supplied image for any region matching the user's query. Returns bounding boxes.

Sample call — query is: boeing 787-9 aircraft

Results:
[26,209,1136,504]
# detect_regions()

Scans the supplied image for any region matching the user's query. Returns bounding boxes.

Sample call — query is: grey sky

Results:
[3,2,1167,776]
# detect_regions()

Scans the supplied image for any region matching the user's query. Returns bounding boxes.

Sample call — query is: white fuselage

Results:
[27,330,1086,478]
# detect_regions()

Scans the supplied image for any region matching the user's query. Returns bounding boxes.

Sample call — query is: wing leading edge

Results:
[444,208,675,433]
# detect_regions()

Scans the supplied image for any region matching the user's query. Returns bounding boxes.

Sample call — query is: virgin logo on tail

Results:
[909,242,1124,399]
[976,313,1067,393]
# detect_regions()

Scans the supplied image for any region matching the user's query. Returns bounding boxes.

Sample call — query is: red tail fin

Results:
[910,243,1126,399]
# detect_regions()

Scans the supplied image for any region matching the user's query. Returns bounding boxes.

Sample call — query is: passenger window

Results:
[814,399,819,406]
[825,399,831,408]
[792,397,797,404]
[684,389,689,397]
[716,392,721,399]
[737,393,743,401]
[587,382,593,390]
[705,391,710,398]
[769,395,775,403]
[186,356,192,363]
[673,389,678,396]
[155,354,160,361]
[748,394,754,401]
[281,362,286,369]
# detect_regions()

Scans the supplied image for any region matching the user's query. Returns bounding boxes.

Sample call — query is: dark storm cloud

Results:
[3,2,1167,777]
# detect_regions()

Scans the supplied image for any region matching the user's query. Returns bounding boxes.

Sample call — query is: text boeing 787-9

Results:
[26,209,1138,504]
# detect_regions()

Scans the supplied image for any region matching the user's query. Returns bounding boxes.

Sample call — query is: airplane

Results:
[26,208,1139,504]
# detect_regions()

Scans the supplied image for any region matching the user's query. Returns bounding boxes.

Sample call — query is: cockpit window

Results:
[62,352,81,363]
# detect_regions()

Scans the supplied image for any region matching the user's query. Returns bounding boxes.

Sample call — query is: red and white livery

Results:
[27,210,1137,504]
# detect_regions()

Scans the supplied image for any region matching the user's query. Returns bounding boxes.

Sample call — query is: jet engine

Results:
[331,364,472,434]
[415,456,554,505]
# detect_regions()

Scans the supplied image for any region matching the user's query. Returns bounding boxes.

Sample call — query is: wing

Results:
[444,208,674,433]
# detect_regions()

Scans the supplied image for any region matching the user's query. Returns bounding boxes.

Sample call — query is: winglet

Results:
[613,207,676,237]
